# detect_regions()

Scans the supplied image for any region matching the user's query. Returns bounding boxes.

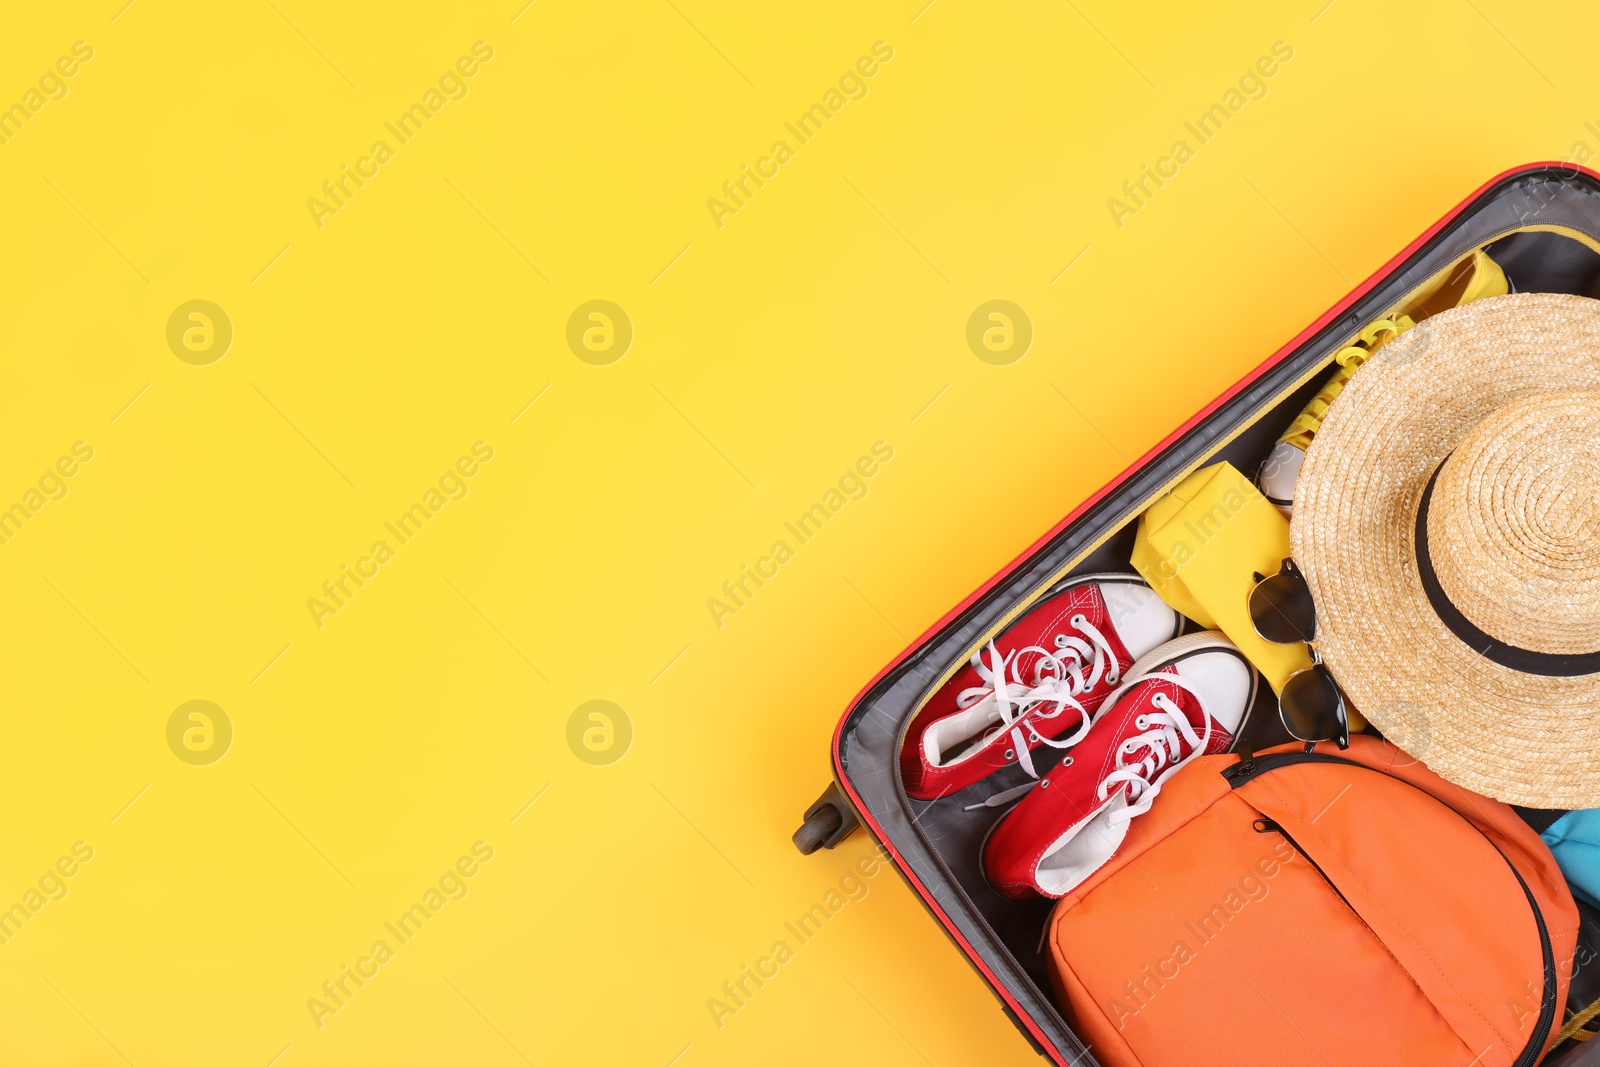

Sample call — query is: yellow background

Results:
[0,0,1590,1063]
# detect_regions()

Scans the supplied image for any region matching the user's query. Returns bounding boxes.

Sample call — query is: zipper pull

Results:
[1223,756,1256,783]
[1253,818,1282,834]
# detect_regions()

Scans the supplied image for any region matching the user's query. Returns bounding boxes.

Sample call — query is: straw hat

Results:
[1292,292,1600,808]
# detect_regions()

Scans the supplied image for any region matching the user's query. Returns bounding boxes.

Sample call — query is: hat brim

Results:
[1292,292,1600,808]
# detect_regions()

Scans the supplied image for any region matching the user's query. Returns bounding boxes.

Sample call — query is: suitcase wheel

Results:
[792,781,860,855]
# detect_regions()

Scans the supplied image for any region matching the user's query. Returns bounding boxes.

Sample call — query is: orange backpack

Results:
[1046,736,1579,1067]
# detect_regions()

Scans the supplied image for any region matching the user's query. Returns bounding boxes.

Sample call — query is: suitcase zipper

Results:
[1223,751,1557,1067]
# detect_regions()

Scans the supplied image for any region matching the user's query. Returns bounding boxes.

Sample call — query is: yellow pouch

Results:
[1406,247,1509,317]
[1131,462,1312,695]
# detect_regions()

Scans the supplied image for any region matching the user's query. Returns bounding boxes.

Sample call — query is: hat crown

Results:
[1538,479,1599,541]
[1427,390,1600,655]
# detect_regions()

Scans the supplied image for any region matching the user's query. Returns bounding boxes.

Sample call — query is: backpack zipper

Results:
[1223,751,1556,1067]
[1252,817,1359,914]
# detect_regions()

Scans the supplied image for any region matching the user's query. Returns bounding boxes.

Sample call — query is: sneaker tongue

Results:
[1087,586,1136,663]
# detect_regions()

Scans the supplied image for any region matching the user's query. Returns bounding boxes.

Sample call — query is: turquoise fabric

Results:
[1542,810,1600,910]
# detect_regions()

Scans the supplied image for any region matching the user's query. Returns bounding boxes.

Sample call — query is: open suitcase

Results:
[794,162,1600,1066]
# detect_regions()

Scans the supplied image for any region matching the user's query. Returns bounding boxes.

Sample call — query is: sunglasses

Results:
[1247,558,1349,749]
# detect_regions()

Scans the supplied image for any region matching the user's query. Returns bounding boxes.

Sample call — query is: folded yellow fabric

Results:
[1131,462,1312,694]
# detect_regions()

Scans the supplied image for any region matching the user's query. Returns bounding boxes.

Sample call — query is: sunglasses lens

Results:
[1249,569,1317,644]
[1279,666,1348,748]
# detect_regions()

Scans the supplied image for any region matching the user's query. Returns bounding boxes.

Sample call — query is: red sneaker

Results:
[981,632,1256,899]
[900,575,1179,800]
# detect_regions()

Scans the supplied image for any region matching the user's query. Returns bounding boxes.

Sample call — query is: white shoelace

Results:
[957,613,1119,781]
[1098,672,1219,829]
